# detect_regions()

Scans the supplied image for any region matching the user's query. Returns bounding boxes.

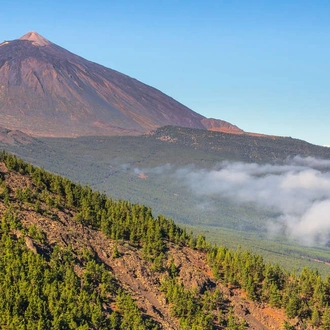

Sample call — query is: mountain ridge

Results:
[0,31,242,137]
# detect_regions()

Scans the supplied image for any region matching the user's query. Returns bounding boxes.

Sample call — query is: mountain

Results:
[1,152,327,330]
[0,31,242,137]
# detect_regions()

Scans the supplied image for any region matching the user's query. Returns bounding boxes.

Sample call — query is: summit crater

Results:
[18,31,51,46]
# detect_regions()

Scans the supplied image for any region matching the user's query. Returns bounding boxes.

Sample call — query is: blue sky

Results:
[1,1,330,146]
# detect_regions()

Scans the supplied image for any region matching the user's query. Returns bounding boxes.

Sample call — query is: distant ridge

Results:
[0,126,36,145]
[0,31,242,137]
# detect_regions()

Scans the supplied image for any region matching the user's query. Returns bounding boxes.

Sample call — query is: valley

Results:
[2,126,330,275]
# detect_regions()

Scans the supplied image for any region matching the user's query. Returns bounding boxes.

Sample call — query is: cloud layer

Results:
[177,156,330,245]
[135,156,330,246]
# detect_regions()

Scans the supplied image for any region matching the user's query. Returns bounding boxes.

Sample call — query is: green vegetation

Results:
[189,225,330,277]
[0,152,168,329]
[3,127,330,274]
[1,151,230,329]
[0,218,156,329]
[160,277,223,329]
[2,151,330,329]
[207,246,330,328]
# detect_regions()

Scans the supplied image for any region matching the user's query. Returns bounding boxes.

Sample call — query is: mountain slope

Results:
[0,31,241,137]
[3,152,330,329]
[0,152,284,329]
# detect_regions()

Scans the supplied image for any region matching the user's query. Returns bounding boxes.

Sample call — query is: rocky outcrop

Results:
[201,118,244,134]
[0,126,36,145]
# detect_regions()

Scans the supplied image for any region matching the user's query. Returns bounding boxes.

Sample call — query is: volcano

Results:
[0,31,242,137]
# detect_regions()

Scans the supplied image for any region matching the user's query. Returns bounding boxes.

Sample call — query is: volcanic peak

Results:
[19,31,51,46]
[0,31,244,137]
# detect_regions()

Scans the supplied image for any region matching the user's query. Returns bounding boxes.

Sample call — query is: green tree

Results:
[311,305,321,328]
[322,306,330,330]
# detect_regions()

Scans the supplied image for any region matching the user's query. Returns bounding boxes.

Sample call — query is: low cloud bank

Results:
[135,156,330,246]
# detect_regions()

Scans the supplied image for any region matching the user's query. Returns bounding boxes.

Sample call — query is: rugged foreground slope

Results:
[0,32,241,137]
[1,152,329,329]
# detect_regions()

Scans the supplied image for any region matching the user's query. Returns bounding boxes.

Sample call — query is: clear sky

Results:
[1,1,330,146]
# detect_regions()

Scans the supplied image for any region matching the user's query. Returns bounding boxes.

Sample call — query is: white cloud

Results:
[175,157,330,246]
[133,156,330,246]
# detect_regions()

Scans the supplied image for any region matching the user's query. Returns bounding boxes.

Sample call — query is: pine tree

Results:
[322,306,330,330]
[311,305,321,328]
[269,283,282,308]
[285,292,300,319]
